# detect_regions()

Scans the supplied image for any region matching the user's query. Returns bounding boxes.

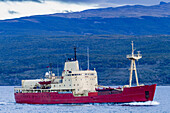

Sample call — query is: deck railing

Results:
[127,54,142,57]
[126,54,142,59]
[14,87,74,93]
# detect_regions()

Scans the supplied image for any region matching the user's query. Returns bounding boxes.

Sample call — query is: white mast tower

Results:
[127,41,142,87]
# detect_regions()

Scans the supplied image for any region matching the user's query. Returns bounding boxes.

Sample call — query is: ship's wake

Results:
[0,102,8,105]
[0,102,15,105]
[120,101,160,106]
[55,101,160,106]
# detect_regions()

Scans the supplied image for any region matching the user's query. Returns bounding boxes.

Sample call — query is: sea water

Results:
[0,86,169,113]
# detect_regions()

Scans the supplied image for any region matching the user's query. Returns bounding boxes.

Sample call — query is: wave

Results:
[0,102,15,105]
[0,102,8,105]
[0,101,160,106]
[120,101,160,106]
[53,101,160,106]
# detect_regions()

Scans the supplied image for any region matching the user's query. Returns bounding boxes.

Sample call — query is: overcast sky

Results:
[1,0,170,6]
[56,0,170,5]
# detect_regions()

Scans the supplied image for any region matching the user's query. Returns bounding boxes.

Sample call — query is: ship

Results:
[14,42,156,104]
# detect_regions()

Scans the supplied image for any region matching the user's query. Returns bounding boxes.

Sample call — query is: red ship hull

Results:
[14,84,156,104]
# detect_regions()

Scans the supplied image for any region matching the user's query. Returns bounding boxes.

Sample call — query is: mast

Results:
[87,47,89,70]
[127,41,142,87]
[57,63,59,76]
[74,46,77,60]
[49,63,52,78]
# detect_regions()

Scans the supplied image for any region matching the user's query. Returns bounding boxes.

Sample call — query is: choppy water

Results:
[0,86,169,113]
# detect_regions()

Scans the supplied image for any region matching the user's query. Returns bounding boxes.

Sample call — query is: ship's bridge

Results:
[64,59,79,71]
[63,58,97,76]
[62,70,97,76]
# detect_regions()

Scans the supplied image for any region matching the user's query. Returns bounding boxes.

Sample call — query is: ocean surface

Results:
[0,86,169,113]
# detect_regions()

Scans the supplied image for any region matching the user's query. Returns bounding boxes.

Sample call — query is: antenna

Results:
[74,46,77,60]
[87,47,90,70]
[48,63,52,78]
[57,62,59,76]
[65,54,68,61]
[49,63,52,75]
[131,41,134,55]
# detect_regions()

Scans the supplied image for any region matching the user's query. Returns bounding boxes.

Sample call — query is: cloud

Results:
[59,0,170,6]
[107,0,170,5]
[56,0,170,7]
[57,0,105,4]
[1,0,170,6]
[0,0,42,3]
[0,1,97,20]
[0,0,105,4]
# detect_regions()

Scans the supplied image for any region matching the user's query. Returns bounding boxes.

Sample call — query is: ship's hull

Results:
[14,84,156,104]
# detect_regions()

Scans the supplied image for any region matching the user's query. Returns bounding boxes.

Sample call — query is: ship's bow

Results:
[145,84,157,101]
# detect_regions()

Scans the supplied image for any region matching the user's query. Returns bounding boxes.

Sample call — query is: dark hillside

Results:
[1,16,170,35]
[0,35,169,86]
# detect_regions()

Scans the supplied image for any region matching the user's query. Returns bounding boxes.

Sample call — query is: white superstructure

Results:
[20,48,98,95]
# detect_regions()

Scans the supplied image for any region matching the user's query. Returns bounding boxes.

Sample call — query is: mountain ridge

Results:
[49,2,170,18]
[1,1,170,21]
[1,16,170,35]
